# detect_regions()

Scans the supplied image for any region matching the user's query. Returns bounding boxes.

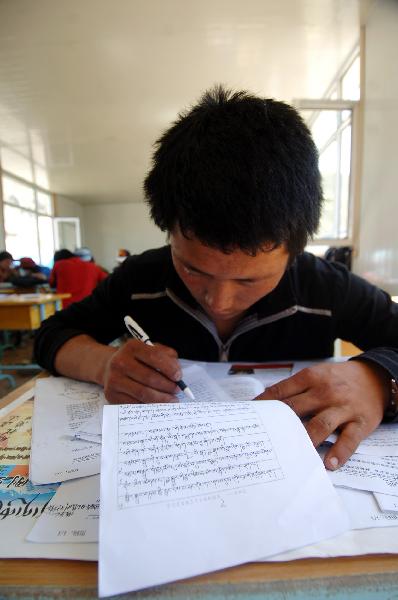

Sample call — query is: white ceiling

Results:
[0,0,361,205]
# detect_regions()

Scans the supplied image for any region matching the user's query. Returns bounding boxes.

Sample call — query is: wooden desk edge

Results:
[1,554,398,589]
[0,373,46,412]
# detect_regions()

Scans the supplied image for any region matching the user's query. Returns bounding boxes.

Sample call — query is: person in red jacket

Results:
[50,249,107,308]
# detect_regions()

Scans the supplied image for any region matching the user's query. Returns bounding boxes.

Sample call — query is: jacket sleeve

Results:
[34,258,135,374]
[330,265,398,382]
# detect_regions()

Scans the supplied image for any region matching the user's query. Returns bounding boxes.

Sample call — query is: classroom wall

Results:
[83,202,167,271]
[55,194,85,222]
[354,0,398,295]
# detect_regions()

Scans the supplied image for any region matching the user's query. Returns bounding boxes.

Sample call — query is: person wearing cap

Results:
[50,249,108,308]
[75,246,108,275]
[74,247,92,262]
[114,248,131,269]
[18,257,48,281]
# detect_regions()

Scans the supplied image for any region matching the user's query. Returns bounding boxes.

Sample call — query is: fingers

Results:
[105,381,177,405]
[305,407,347,448]
[324,420,369,470]
[256,369,324,417]
[258,369,310,401]
[130,341,182,382]
[104,339,183,404]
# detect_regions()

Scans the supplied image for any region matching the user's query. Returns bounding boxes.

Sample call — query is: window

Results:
[1,174,54,266]
[295,47,360,250]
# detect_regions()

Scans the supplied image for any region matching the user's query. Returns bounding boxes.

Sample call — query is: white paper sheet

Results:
[0,464,98,560]
[336,486,398,529]
[327,423,398,457]
[374,491,398,512]
[27,475,100,543]
[99,400,349,597]
[71,365,283,444]
[176,365,232,402]
[266,526,398,561]
[328,453,398,496]
[218,376,264,401]
[30,377,107,484]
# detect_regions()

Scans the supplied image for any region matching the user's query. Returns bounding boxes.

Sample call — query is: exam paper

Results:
[99,400,349,597]
[176,365,232,402]
[327,423,398,457]
[30,377,107,484]
[336,486,398,529]
[27,475,100,543]
[328,453,398,496]
[0,463,97,560]
[374,491,398,512]
[266,526,398,561]
[73,366,264,444]
[217,376,264,401]
[0,391,97,560]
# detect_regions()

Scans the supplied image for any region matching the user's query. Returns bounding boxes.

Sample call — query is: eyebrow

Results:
[179,257,262,282]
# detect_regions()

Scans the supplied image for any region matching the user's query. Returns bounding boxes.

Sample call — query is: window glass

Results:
[338,124,352,238]
[37,191,53,215]
[4,204,40,263]
[311,111,339,150]
[317,141,338,238]
[38,216,55,266]
[2,176,36,210]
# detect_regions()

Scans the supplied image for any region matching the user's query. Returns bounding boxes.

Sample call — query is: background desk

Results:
[0,293,70,330]
[1,381,398,599]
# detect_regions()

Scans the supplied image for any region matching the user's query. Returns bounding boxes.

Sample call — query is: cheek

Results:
[176,268,204,297]
[238,281,279,306]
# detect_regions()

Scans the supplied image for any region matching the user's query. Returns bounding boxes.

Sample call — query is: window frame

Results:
[294,98,359,249]
[0,169,54,265]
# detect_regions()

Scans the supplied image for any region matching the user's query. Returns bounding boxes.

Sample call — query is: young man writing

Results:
[34,86,398,470]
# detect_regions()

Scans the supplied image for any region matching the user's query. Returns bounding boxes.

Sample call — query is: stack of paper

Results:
[2,360,398,596]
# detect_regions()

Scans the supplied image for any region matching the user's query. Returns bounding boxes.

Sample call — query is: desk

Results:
[0,293,70,386]
[0,381,398,599]
[0,293,70,330]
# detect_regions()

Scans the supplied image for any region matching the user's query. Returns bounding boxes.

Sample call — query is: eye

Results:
[239,279,256,286]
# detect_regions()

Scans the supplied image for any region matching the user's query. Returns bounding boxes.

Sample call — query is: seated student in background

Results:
[10,256,49,288]
[49,249,108,308]
[0,250,16,284]
[35,86,398,471]
[75,246,109,275]
[115,248,130,267]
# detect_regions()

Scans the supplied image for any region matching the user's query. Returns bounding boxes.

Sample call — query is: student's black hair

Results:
[54,249,75,262]
[0,251,13,262]
[144,85,323,258]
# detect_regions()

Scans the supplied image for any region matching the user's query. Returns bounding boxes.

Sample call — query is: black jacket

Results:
[34,246,398,380]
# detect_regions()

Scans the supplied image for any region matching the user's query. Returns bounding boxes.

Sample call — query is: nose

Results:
[204,282,234,313]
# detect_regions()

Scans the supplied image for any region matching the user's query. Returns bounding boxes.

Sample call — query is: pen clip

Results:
[124,316,151,344]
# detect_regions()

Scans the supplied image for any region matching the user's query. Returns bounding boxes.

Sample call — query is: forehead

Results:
[170,230,289,279]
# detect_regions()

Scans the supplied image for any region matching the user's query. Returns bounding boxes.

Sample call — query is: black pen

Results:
[124,315,195,400]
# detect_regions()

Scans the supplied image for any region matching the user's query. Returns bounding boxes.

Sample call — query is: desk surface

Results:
[0,293,71,330]
[1,380,398,599]
[0,293,70,306]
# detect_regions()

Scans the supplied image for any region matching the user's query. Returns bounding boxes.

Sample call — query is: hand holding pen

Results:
[101,316,193,404]
[124,316,195,400]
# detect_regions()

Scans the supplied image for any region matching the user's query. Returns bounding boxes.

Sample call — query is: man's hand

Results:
[256,361,390,470]
[103,339,183,404]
